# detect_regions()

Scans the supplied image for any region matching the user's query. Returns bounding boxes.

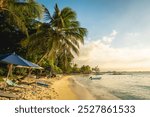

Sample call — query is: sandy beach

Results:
[0,75,81,100]
[0,76,60,100]
[68,77,96,100]
[52,76,96,100]
[0,75,118,100]
[51,76,78,100]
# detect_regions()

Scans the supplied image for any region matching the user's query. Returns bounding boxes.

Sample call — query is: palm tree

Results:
[25,4,87,72]
[0,0,44,36]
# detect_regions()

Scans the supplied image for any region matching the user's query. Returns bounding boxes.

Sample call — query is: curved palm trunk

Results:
[37,53,48,64]
[26,4,87,73]
[27,53,48,75]
[28,49,54,75]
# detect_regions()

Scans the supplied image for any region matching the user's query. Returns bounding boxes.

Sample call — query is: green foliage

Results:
[0,2,88,74]
[24,4,87,73]
[92,66,100,72]
[80,65,92,74]
[39,58,62,74]
[112,71,123,75]
[14,68,28,76]
[0,0,44,36]
[0,0,44,54]
[72,64,80,73]
[0,67,7,76]
[53,66,63,74]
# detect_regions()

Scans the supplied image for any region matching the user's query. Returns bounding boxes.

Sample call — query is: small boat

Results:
[89,76,101,80]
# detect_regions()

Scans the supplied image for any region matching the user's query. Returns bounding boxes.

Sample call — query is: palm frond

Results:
[61,7,76,20]
[63,37,79,55]
[13,0,44,19]
[1,8,28,36]
[43,5,52,22]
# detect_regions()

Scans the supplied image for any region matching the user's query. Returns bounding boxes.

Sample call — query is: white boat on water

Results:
[89,76,101,80]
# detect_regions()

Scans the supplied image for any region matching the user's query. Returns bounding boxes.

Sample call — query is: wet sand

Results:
[68,78,96,100]
[51,76,78,100]
[67,76,119,100]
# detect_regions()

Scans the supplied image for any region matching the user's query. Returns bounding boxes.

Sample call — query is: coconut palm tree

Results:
[0,0,44,36]
[25,4,87,72]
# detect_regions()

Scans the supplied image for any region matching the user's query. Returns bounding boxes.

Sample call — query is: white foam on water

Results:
[72,73,150,100]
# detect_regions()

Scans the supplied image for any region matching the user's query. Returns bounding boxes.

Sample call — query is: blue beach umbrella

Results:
[0,52,39,67]
[0,52,42,79]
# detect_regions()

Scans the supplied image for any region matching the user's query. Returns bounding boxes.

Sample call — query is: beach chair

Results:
[3,78,25,88]
[0,90,17,99]
[36,81,49,87]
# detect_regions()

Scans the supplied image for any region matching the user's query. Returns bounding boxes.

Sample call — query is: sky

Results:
[37,0,150,71]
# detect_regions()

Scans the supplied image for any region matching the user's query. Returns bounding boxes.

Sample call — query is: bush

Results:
[14,68,28,76]
[53,66,63,74]
[80,65,92,74]
[0,67,7,76]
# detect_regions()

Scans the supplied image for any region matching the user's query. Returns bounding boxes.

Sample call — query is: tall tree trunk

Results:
[37,53,48,64]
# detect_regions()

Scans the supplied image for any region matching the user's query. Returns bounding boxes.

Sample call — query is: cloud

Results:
[74,30,150,71]
[126,32,139,37]
[101,30,118,45]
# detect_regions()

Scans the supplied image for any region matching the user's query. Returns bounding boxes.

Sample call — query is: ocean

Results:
[72,73,150,100]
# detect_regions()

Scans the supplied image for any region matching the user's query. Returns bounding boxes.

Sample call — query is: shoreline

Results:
[51,75,96,100]
[51,76,78,100]
[52,75,119,100]
[68,77,96,100]
[0,74,119,100]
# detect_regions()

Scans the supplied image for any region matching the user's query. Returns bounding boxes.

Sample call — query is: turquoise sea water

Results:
[72,73,150,100]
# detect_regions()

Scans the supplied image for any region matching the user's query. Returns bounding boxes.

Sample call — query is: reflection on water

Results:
[73,74,150,100]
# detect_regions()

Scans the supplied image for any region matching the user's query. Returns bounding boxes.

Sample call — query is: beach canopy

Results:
[0,52,41,68]
[0,52,43,79]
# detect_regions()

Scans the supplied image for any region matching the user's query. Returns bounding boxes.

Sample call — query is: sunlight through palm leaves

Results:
[24,4,87,72]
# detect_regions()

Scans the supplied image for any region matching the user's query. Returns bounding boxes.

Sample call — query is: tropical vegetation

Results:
[0,0,88,75]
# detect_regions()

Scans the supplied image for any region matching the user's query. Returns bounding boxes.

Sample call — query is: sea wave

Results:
[70,74,150,100]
